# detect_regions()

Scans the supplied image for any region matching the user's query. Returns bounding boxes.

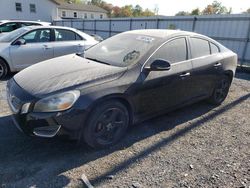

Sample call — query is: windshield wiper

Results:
[85,57,110,65]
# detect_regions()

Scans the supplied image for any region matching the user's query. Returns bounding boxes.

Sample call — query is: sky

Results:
[105,0,250,16]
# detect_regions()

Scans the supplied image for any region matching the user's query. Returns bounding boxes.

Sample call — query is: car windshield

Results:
[84,33,159,67]
[0,27,30,42]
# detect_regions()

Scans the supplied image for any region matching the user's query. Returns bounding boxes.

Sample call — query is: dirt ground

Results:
[0,73,249,188]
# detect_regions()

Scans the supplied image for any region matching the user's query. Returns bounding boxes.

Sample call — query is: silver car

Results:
[0,26,99,78]
[0,20,51,36]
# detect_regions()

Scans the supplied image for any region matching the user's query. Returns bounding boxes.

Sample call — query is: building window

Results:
[74,12,77,18]
[62,11,66,17]
[100,14,103,19]
[84,13,87,19]
[15,2,22,12]
[30,4,36,13]
[91,14,94,19]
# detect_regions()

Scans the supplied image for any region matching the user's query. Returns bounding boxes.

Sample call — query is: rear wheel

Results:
[82,100,129,149]
[208,75,231,105]
[0,59,8,79]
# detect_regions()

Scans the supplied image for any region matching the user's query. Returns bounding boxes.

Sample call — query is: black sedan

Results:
[6,29,237,148]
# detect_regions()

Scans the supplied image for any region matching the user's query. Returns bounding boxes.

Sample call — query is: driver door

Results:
[137,37,194,116]
[10,29,54,70]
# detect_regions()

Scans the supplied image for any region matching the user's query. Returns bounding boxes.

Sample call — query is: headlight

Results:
[33,90,80,113]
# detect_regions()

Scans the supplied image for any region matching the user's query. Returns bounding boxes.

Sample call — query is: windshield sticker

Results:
[136,36,155,43]
[123,50,140,64]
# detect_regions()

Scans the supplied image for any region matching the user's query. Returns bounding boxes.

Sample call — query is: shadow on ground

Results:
[0,90,249,187]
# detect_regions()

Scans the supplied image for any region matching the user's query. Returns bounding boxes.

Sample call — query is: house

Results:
[0,0,108,22]
[57,1,108,19]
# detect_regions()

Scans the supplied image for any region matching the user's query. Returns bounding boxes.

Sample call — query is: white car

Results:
[0,20,51,36]
[0,26,99,78]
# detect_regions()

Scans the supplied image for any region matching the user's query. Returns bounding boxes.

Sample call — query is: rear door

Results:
[10,28,54,70]
[189,37,224,97]
[138,37,194,115]
[52,29,85,57]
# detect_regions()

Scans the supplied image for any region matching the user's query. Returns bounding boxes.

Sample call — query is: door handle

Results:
[180,72,191,78]
[213,62,222,67]
[43,45,52,50]
[77,44,84,47]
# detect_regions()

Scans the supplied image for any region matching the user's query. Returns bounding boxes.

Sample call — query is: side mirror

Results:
[145,59,171,71]
[13,39,26,45]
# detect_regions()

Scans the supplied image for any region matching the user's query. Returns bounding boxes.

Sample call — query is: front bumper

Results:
[7,79,87,139]
[11,109,87,139]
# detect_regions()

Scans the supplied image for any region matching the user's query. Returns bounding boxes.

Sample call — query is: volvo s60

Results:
[6,29,237,148]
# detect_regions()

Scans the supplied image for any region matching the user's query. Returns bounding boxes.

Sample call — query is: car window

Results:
[85,33,160,67]
[152,38,187,63]
[190,37,210,58]
[0,27,30,42]
[21,29,51,43]
[210,42,220,54]
[21,22,41,27]
[0,22,20,33]
[55,29,81,41]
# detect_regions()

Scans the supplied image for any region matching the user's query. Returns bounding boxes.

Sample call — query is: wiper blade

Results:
[85,57,110,65]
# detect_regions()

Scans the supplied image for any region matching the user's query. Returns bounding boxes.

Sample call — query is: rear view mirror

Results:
[145,59,171,71]
[13,39,26,45]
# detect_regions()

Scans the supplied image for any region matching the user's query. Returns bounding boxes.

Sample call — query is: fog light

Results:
[21,103,31,114]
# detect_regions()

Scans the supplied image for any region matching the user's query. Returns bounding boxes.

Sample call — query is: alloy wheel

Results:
[94,107,128,145]
[214,78,230,103]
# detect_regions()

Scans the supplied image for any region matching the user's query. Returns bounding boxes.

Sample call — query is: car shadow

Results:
[0,92,249,187]
[235,71,250,81]
[0,73,16,81]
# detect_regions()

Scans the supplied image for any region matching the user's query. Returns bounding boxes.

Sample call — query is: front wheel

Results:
[208,75,231,105]
[0,59,8,79]
[82,100,130,149]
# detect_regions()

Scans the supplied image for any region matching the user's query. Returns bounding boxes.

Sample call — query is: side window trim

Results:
[14,28,53,44]
[209,42,220,54]
[141,36,189,72]
[189,36,211,59]
[54,29,81,42]
[160,37,189,63]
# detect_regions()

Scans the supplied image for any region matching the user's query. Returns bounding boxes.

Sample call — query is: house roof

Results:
[52,0,107,13]
[48,0,60,5]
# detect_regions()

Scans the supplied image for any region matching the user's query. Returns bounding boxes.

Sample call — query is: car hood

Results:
[14,54,127,97]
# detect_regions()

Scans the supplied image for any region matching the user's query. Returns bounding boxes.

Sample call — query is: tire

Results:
[208,75,231,105]
[82,100,130,149]
[0,59,8,79]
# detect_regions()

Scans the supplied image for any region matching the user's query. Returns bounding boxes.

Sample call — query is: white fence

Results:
[53,14,250,68]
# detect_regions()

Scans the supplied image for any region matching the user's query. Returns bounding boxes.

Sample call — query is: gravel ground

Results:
[0,73,249,188]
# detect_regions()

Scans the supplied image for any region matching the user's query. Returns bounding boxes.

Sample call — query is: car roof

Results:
[125,29,205,39]
[0,20,50,25]
[26,25,77,31]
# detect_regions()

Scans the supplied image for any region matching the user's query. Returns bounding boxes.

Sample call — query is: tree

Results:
[112,6,121,17]
[101,2,113,17]
[242,8,250,14]
[120,5,133,17]
[202,1,230,15]
[190,8,200,15]
[133,5,143,17]
[141,9,155,17]
[90,0,102,6]
[175,11,190,16]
